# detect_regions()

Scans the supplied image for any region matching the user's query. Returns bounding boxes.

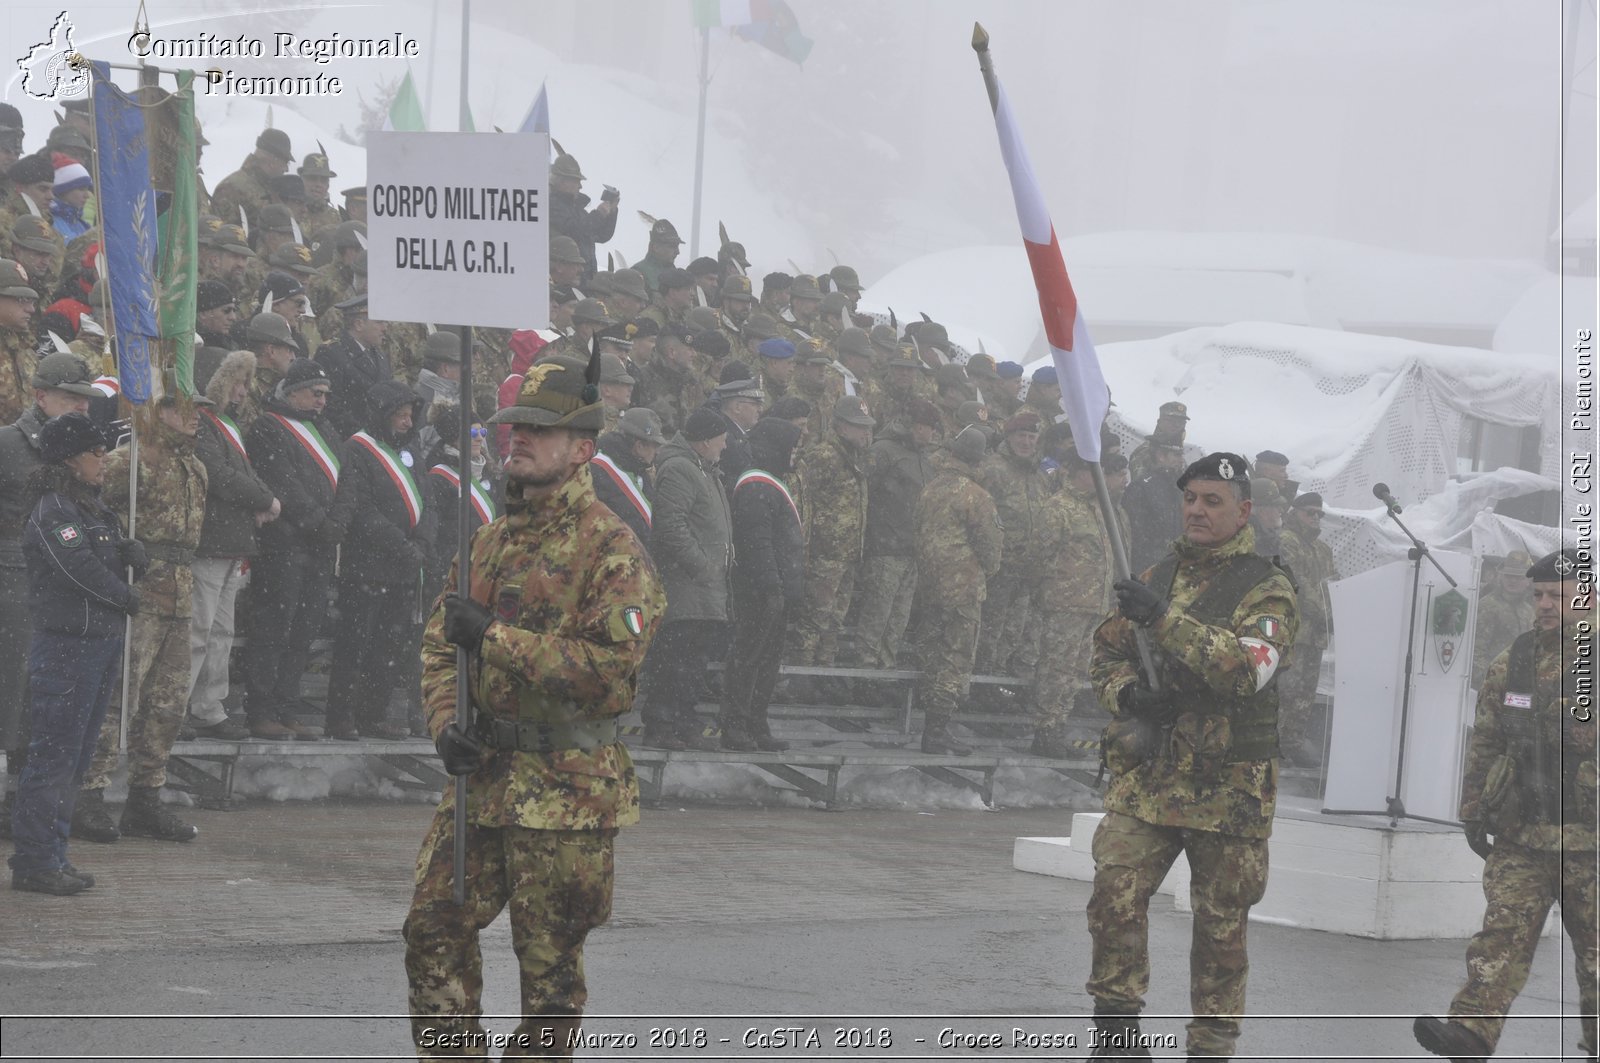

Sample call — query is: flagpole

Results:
[970,22,1159,691]
[458,0,472,132]
[688,25,711,260]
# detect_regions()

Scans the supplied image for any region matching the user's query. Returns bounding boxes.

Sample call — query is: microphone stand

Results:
[1322,501,1458,828]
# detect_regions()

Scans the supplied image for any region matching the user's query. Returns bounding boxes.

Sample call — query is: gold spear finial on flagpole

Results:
[971,22,989,51]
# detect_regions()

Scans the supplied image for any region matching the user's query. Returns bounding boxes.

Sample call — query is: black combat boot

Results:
[0,789,13,839]
[1082,1015,1152,1059]
[70,788,120,843]
[751,718,789,752]
[920,717,973,756]
[120,786,199,842]
[11,866,89,896]
[1413,1015,1489,1062]
[718,718,758,752]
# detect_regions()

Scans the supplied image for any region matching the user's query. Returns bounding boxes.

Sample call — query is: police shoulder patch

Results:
[54,523,84,548]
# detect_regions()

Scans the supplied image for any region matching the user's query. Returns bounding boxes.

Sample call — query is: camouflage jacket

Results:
[1278,527,1338,646]
[796,433,869,564]
[421,466,665,831]
[1472,584,1534,690]
[1037,482,1114,616]
[1092,525,1299,839]
[979,441,1053,568]
[102,420,209,619]
[791,373,841,443]
[914,450,1003,605]
[235,364,285,435]
[1459,622,1597,851]
[1126,439,1183,485]
[0,325,39,426]
[209,160,274,233]
[639,359,700,437]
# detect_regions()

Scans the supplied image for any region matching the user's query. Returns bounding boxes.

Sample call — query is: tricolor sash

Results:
[269,412,339,488]
[734,468,800,525]
[429,465,497,526]
[203,409,249,461]
[591,453,652,528]
[351,431,424,528]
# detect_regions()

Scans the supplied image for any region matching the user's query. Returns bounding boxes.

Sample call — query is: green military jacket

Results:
[421,466,665,831]
[1092,525,1299,839]
[102,420,209,619]
[1278,526,1338,647]
[914,450,1003,605]
[209,160,274,233]
[1037,482,1114,616]
[1460,622,1597,851]
[0,325,39,426]
[979,441,1053,569]
[795,433,869,565]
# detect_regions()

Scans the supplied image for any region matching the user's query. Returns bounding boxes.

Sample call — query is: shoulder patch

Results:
[53,523,84,548]
[609,604,648,641]
[1256,617,1281,639]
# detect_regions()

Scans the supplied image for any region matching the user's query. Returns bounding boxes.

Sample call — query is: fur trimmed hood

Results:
[205,349,257,409]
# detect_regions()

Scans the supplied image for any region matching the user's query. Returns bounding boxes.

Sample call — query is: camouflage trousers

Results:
[1448,841,1598,1054]
[403,809,617,1060]
[1276,643,1324,747]
[1030,608,1100,738]
[916,599,980,720]
[84,612,189,792]
[1085,811,1270,1056]
[976,566,1038,678]
[850,555,917,669]
[790,557,859,666]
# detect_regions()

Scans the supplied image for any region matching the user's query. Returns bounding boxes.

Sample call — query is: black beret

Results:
[719,360,756,385]
[1290,491,1324,510]
[1176,452,1251,497]
[690,330,730,357]
[626,316,660,339]
[195,279,236,314]
[1255,449,1290,466]
[1528,548,1589,582]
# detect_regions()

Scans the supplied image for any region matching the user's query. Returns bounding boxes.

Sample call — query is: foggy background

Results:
[4,0,1591,286]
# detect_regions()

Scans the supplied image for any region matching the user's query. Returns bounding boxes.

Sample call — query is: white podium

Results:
[1322,552,1478,822]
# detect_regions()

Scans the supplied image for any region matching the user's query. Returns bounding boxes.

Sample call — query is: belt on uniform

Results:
[145,543,196,565]
[475,716,618,753]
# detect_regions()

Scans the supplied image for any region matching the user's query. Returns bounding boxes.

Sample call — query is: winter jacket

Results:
[590,429,654,546]
[24,480,138,637]
[649,434,732,622]
[195,407,276,559]
[316,332,393,440]
[549,189,618,276]
[424,453,497,590]
[0,406,49,568]
[246,398,343,556]
[730,419,805,602]
[864,420,934,558]
[915,450,1003,606]
[329,380,434,586]
[978,440,1053,568]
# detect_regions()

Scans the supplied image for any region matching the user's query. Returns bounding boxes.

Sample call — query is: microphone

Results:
[1372,482,1403,514]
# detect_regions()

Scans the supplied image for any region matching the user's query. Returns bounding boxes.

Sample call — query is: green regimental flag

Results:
[152,70,199,394]
[385,68,427,132]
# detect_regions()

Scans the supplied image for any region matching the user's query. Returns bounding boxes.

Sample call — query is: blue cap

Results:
[1031,365,1058,385]
[996,360,1024,380]
[758,338,796,360]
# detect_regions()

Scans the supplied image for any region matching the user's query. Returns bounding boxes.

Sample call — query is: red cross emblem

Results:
[1244,641,1275,670]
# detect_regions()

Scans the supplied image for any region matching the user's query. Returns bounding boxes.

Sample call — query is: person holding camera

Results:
[9,413,143,895]
[548,152,617,282]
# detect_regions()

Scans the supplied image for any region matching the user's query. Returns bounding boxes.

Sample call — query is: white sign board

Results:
[1323,552,1478,822]
[366,132,549,331]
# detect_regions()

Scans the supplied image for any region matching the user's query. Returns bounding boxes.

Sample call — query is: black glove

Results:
[1463,821,1493,861]
[1114,578,1168,626]
[1118,682,1166,715]
[442,593,494,652]
[117,538,147,572]
[434,722,484,776]
[123,588,142,616]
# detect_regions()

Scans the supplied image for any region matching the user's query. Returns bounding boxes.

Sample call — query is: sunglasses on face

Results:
[470,427,488,439]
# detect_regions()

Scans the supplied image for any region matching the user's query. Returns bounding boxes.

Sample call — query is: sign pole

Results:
[452,323,474,906]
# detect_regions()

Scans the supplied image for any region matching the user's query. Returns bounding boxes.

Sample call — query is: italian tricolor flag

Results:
[691,0,812,65]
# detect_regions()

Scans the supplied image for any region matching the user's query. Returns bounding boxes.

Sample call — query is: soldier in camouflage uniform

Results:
[835,328,884,424]
[541,299,615,365]
[1471,550,1534,691]
[639,324,700,436]
[1414,549,1597,1063]
[756,336,796,405]
[790,340,843,443]
[718,275,755,353]
[641,268,696,330]
[211,129,293,234]
[976,411,1051,683]
[0,259,40,425]
[295,150,342,250]
[1029,452,1116,759]
[201,223,255,306]
[783,274,824,340]
[240,204,296,306]
[405,353,664,1059]
[307,223,367,339]
[759,272,792,320]
[789,398,874,699]
[8,216,63,313]
[987,361,1025,424]
[1275,491,1340,766]
[77,390,211,844]
[913,427,1003,756]
[875,350,928,431]
[1083,452,1297,1059]
[1126,402,1190,484]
